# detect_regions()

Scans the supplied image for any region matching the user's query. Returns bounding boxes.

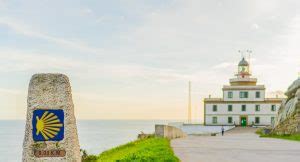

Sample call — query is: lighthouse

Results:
[204,57,283,126]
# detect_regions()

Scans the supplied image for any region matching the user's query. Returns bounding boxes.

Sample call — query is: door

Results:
[240,117,247,127]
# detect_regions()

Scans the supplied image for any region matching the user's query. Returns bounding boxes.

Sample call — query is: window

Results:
[255,117,260,124]
[271,117,275,125]
[213,117,218,124]
[213,105,218,112]
[239,91,249,98]
[256,91,260,98]
[228,92,233,98]
[255,105,260,112]
[271,105,276,111]
[241,105,246,111]
[228,105,233,112]
[228,117,233,124]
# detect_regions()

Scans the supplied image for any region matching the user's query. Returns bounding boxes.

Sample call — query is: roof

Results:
[238,57,249,66]
[222,85,264,90]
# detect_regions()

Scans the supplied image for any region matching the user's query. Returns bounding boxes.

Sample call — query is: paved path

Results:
[171,127,300,162]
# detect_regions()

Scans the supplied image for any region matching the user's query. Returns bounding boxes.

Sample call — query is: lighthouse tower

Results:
[230,57,257,86]
[237,57,250,77]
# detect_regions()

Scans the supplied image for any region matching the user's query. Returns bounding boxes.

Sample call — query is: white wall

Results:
[180,125,235,135]
[223,90,265,101]
[205,103,280,126]
[205,115,276,126]
[205,103,279,115]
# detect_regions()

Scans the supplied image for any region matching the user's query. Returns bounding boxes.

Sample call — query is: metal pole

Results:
[188,81,191,123]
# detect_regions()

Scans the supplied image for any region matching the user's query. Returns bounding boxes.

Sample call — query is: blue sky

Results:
[0,0,299,120]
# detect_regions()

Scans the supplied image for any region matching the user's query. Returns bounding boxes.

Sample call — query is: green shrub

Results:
[83,155,98,162]
[259,132,300,142]
[255,128,263,135]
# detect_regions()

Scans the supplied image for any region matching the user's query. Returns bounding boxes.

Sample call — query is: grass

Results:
[83,137,180,162]
[256,128,300,142]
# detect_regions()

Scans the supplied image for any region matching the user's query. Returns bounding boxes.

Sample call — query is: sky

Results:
[0,0,299,121]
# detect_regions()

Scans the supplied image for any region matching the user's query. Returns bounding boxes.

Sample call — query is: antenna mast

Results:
[247,50,252,74]
[188,81,191,123]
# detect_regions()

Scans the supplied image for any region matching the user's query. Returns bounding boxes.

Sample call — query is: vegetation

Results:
[82,137,179,162]
[255,128,264,135]
[256,128,300,142]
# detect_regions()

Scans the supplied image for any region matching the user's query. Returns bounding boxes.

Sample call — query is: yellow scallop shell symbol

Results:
[36,111,63,140]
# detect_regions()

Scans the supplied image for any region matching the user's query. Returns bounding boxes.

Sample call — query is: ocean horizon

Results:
[0,119,181,162]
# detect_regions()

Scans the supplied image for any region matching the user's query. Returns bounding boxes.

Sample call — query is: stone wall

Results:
[273,78,300,134]
[155,125,187,139]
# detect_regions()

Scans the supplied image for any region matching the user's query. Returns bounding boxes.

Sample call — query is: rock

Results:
[285,78,300,97]
[138,133,154,139]
[273,78,300,135]
[296,89,300,100]
[22,74,81,161]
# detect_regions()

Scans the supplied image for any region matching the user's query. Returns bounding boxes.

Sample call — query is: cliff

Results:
[273,78,300,134]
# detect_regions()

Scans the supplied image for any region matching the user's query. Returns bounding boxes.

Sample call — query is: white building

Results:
[204,58,283,126]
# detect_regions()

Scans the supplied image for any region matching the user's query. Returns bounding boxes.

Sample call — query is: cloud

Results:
[80,8,93,15]
[95,16,106,23]
[212,62,235,69]
[0,88,22,95]
[252,23,260,29]
[0,48,86,72]
[0,48,199,82]
[0,17,106,54]
[0,0,4,7]
[1,0,300,120]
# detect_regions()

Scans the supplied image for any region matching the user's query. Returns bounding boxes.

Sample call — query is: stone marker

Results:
[22,73,81,161]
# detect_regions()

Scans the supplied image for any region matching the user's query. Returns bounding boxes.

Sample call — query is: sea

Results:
[0,120,173,162]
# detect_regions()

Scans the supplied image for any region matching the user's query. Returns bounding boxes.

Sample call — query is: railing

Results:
[229,78,257,83]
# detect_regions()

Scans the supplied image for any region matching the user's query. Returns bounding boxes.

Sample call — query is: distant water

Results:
[0,120,172,162]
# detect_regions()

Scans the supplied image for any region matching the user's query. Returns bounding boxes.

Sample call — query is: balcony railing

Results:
[229,77,257,83]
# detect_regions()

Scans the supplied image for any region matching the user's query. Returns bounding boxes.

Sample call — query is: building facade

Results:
[204,58,283,126]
